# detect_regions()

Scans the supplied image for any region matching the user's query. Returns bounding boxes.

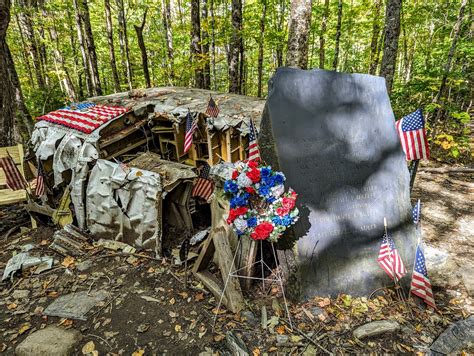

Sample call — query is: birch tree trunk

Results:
[161,0,174,85]
[257,0,267,97]
[116,0,133,90]
[276,0,286,68]
[319,0,329,69]
[286,0,312,69]
[66,6,83,98]
[228,0,242,93]
[368,0,382,74]
[210,0,216,89]
[14,14,34,88]
[134,9,151,88]
[104,0,121,92]
[190,0,204,88]
[81,0,102,96]
[0,0,15,146]
[379,0,401,94]
[332,0,343,70]
[201,0,211,89]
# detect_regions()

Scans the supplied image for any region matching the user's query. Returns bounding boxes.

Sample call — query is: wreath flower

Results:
[223,160,299,242]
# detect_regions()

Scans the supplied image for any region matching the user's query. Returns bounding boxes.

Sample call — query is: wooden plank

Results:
[193,271,229,308]
[0,190,27,205]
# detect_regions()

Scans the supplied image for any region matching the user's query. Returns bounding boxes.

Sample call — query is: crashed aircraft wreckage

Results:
[26,87,265,257]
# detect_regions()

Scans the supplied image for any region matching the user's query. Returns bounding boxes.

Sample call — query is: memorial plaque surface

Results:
[260,68,416,298]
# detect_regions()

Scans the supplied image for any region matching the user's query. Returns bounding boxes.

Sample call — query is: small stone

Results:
[12,289,30,300]
[353,320,400,339]
[276,334,289,345]
[16,326,82,356]
[240,310,257,325]
[76,260,94,272]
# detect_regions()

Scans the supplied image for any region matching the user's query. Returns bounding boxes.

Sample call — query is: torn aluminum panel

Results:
[210,162,236,182]
[86,159,161,255]
[2,253,54,281]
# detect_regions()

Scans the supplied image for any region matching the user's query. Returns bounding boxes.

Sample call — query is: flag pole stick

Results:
[409,160,420,192]
[409,200,422,302]
[385,217,413,318]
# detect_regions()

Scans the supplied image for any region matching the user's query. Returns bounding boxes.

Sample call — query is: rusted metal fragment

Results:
[49,224,92,256]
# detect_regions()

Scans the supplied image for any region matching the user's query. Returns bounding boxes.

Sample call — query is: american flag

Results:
[395,109,430,161]
[0,155,27,191]
[412,199,421,225]
[192,162,214,202]
[205,96,219,118]
[184,111,198,153]
[35,160,46,197]
[377,232,407,280]
[37,102,128,134]
[410,244,436,308]
[248,119,260,161]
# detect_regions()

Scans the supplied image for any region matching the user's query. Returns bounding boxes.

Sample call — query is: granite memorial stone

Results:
[259,68,416,298]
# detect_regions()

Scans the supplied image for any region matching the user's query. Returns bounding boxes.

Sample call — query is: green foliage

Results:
[6,0,472,163]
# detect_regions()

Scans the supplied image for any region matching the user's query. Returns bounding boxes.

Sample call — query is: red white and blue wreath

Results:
[224,160,299,242]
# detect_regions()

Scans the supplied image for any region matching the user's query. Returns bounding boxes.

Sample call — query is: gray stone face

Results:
[353,320,401,339]
[260,68,416,298]
[15,326,82,356]
[430,316,474,354]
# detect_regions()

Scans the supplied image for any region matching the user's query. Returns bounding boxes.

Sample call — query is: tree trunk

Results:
[319,0,329,69]
[286,0,312,69]
[369,0,382,74]
[239,29,245,94]
[81,0,102,96]
[6,45,34,136]
[35,0,49,86]
[66,5,83,99]
[257,0,267,97]
[0,0,15,146]
[17,0,46,91]
[73,0,93,96]
[14,14,34,89]
[116,0,133,90]
[210,0,216,89]
[379,0,401,94]
[332,0,343,70]
[134,9,151,88]
[201,0,211,89]
[161,0,174,85]
[430,0,468,133]
[49,21,77,101]
[276,0,286,68]
[104,0,121,92]
[191,0,204,88]
[228,0,242,93]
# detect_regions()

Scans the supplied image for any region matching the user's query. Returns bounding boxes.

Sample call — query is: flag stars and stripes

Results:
[184,111,198,153]
[205,96,220,118]
[410,245,436,308]
[395,109,430,161]
[248,119,260,161]
[412,200,421,225]
[0,156,27,191]
[377,232,407,281]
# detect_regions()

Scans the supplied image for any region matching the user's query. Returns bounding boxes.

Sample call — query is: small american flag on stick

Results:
[192,162,214,202]
[0,155,27,191]
[412,200,421,225]
[377,230,407,281]
[410,244,436,308]
[35,160,46,197]
[205,96,219,118]
[395,109,430,161]
[184,111,198,153]
[248,119,260,161]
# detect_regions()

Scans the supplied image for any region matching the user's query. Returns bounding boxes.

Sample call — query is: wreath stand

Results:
[212,238,293,330]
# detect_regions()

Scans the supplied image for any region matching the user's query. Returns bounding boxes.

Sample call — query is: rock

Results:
[43,290,108,321]
[309,306,324,317]
[353,320,400,339]
[461,266,474,296]
[430,316,474,354]
[76,260,94,272]
[15,326,82,356]
[276,334,289,345]
[12,289,30,299]
[226,331,249,356]
[424,246,460,287]
[240,310,257,325]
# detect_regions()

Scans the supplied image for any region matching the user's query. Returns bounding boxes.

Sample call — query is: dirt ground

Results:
[0,164,473,355]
